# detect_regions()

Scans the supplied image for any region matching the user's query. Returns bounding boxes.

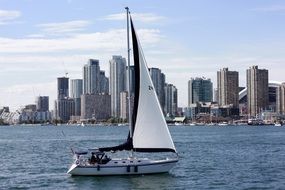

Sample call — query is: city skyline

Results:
[1,0,285,110]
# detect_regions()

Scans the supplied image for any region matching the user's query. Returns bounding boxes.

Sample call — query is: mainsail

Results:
[99,16,176,153]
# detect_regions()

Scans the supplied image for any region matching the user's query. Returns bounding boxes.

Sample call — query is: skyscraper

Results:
[164,83,178,117]
[99,71,109,94]
[217,68,239,108]
[70,79,83,116]
[213,88,218,103]
[83,59,100,94]
[56,99,75,122]
[161,73,166,113]
[57,77,69,99]
[126,66,135,95]
[149,68,166,111]
[246,65,269,117]
[36,96,49,112]
[276,83,285,115]
[109,55,126,118]
[120,91,128,120]
[81,94,111,121]
[56,76,75,122]
[188,77,213,106]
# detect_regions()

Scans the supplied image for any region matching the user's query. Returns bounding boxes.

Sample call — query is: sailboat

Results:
[67,8,178,176]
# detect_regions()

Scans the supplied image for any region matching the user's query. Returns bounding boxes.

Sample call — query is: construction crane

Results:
[62,62,68,77]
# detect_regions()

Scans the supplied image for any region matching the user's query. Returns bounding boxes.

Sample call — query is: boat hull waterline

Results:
[67,158,178,176]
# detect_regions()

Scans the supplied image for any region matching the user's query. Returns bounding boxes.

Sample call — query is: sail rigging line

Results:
[61,130,76,155]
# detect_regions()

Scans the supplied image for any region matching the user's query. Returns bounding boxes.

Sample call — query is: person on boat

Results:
[90,153,97,164]
[104,155,111,161]
[99,154,111,164]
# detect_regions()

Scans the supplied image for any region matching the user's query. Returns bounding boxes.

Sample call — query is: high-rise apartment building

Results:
[70,79,83,116]
[36,96,49,112]
[149,68,166,112]
[213,88,218,102]
[81,94,111,121]
[188,77,213,106]
[57,77,69,99]
[161,73,166,112]
[56,99,75,122]
[83,59,100,94]
[120,91,128,120]
[164,83,178,117]
[109,55,126,118]
[217,68,239,108]
[246,65,269,117]
[99,71,109,94]
[126,66,135,95]
[56,76,75,122]
[276,83,285,115]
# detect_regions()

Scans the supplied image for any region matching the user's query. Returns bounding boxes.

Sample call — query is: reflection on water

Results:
[70,174,176,190]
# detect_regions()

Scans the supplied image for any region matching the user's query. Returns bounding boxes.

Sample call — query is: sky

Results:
[1,0,285,111]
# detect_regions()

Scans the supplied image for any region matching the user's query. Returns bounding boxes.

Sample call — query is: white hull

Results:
[67,158,178,176]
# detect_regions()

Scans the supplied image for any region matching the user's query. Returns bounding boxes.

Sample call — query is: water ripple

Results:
[0,125,285,189]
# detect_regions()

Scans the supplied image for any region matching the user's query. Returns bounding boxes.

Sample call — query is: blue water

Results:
[0,125,285,189]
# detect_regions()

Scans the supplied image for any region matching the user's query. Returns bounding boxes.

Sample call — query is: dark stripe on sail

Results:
[98,137,133,152]
[99,17,176,154]
[98,17,139,153]
[130,18,176,154]
[133,148,176,153]
[130,17,140,138]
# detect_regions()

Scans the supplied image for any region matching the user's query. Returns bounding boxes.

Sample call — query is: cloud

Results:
[103,13,165,23]
[26,34,46,38]
[0,82,56,111]
[252,5,285,12]
[0,28,161,53]
[37,20,91,34]
[0,21,164,109]
[0,27,163,108]
[0,10,21,25]
[0,53,114,86]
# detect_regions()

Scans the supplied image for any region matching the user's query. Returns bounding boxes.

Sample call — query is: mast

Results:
[125,7,133,157]
[99,8,176,153]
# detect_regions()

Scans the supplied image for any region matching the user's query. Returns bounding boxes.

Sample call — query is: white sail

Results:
[67,10,178,176]
[131,19,176,152]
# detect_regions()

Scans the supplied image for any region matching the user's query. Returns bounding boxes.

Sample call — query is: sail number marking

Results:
[148,86,153,90]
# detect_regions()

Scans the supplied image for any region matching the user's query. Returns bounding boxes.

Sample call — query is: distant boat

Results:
[274,123,282,127]
[67,8,178,176]
[218,122,228,126]
[118,123,127,127]
[248,118,264,125]
[174,122,183,126]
